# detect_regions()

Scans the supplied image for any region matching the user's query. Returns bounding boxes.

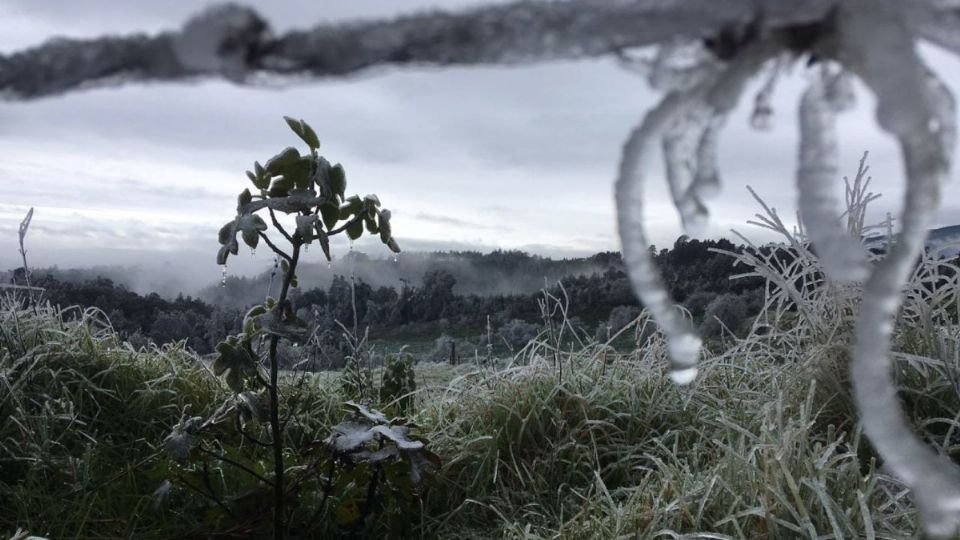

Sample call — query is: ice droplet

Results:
[750,104,773,130]
[669,367,698,385]
[220,265,228,287]
[393,254,399,263]
[327,261,332,269]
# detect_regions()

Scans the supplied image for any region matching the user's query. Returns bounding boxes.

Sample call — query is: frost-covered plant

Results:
[164,116,400,539]
[308,401,440,537]
[17,207,33,291]
[614,5,960,534]
[379,349,417,417]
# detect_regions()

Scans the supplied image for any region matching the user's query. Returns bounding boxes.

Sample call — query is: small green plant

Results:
[306,401,440,538]
[163,116,403,539]
[380,349,417,416]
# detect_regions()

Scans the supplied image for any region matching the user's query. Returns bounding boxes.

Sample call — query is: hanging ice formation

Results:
[616,1,960,535]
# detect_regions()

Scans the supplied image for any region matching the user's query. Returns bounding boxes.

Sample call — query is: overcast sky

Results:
[2,0,960,292]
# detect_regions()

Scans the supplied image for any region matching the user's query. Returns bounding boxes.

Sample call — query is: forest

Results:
[13,238,765,367]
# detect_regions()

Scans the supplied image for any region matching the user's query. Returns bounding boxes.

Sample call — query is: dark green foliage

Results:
[341,353,371,401]
[379,351,416,416]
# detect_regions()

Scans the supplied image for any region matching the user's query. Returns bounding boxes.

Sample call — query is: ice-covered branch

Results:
[616,90,702,383]
[837,0,960,536]
[0,0,899,101]
[796,67,868,282]
[616,38,775,383]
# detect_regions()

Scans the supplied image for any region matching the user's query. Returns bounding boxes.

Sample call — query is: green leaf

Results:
[319,203,339,231]
[346,219,363,241]
[280,259,290,273]
[329,421,376,453]
[363,194,381,207]
[339,196,363,220]
[225,368,244,392]
[259,311,309,342]
[295,214,318,241]
[237,188,252,210]
[330,164,347,199]
[284,157,314,191]
[268,176,294,197]
[242,305,266,335]
[364,215,379,234]
[246,188,323,214]
[237,214,267,249]
[254,161,265,178]
[265,147,301,175]
[237,391,268,422]
[218,220,236,245]
[378,209,393,244]
[217,244,231,265]
[284,116,320,150]
[314,225,332,261]
[387,237,401,253]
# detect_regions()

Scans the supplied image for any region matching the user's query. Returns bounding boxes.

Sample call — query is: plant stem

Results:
[269,240,301,540]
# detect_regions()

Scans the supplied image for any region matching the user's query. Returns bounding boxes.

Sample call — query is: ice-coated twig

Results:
[796,68,868,282]
[617,40,778,381]
[838,1,960,536]
[658,41,778,236]
[616,91,702,384]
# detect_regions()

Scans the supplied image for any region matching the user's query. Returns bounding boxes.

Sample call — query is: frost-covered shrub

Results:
[594,305,642,342]
[498,319,539,351]
[379,351,416,416]
[424,334,457,363]
[699,293,748,339]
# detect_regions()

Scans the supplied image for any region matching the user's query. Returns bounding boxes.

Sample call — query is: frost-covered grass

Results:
[2,282,958,538]
[3,176,960,537]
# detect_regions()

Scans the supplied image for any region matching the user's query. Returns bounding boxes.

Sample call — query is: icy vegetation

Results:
[3,0,960,536]
[610,1,960,533]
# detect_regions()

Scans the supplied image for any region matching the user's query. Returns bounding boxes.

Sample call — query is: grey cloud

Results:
[411,211,510,231]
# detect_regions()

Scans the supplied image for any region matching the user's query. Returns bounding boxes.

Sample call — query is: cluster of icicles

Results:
[615,2,960,536]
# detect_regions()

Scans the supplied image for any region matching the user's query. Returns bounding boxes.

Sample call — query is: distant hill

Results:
[197,250,621,310]
[864,224,960,257]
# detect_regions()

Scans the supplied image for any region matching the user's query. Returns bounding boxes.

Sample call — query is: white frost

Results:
[796,67,868,282]
[839,0,960,536]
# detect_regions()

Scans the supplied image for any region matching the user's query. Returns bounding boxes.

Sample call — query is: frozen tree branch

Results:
[1,0,947,101]
[796,66,868,282]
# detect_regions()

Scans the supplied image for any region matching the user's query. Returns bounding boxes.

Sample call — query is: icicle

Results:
[220,265,228,287]
[663,113,709,236]
[796,70,868,282]
[616,91,702,382]
[749,58,780,131]
[250,248,256,256]
[839,1,960,536]
[616,40,775,383]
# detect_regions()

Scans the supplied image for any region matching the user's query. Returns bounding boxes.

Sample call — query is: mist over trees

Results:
[12,240,764,362]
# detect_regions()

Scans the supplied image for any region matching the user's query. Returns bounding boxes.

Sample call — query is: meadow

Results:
[3,184,960,539]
